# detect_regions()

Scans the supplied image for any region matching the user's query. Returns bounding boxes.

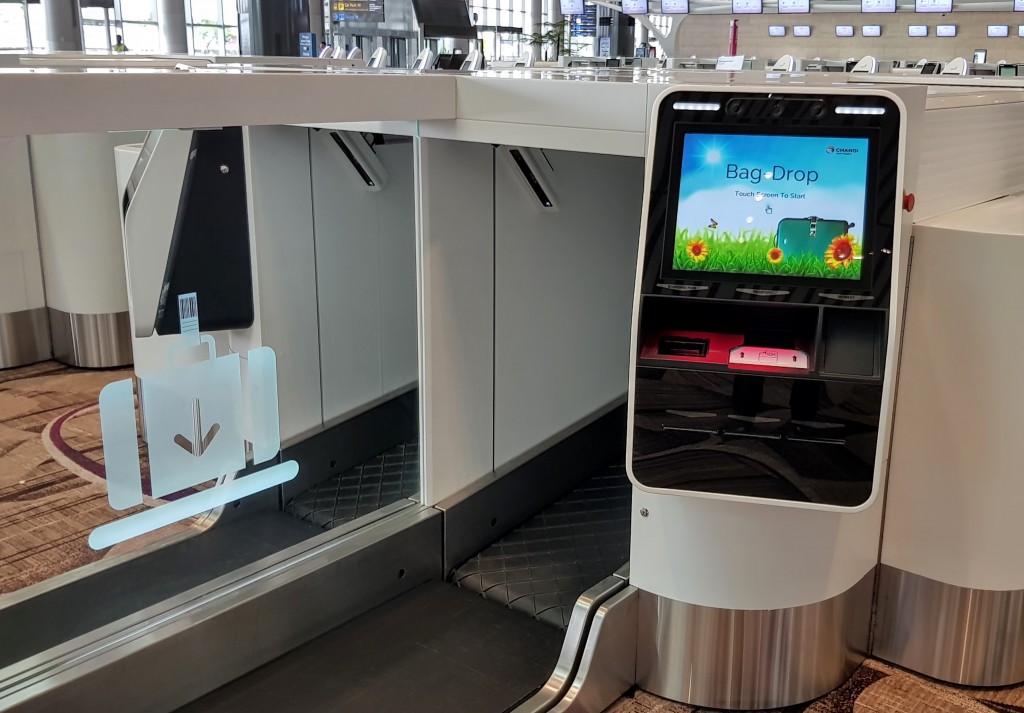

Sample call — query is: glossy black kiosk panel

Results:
[632,91,901,508]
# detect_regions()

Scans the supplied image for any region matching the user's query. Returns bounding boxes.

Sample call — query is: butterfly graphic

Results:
[708,219,718,230]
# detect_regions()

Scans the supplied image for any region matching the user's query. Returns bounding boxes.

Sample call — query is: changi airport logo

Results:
[88,293,297,550]
[826,145,860,156]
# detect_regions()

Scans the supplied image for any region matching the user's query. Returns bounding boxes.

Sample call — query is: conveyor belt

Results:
[285,440,420,529]
[453,465,631,628]
[178,462,631,713]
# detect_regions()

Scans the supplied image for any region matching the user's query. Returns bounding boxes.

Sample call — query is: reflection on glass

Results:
[0,125,421,674]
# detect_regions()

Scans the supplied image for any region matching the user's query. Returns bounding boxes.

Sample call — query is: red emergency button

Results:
[903,193,915,212]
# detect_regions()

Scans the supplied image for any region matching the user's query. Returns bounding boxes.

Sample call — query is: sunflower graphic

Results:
[686,238,709,263]
[767,247,784,264]
[824,235,859,270]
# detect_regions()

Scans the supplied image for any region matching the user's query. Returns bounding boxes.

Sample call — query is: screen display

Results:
[1019,24,1024,35]
[1017,0,1024,10]
[330,0,384,21]
[662,0,689,13]
[908,24,927,36]
[988,24,1009,36]
[862,24,881,35]
[732,0,762,13]
[621,0,648,13]
[836,25,854,36]
[778,0,809,12]
[861,0,895,12]
[768,24,786,35]
[671,133,870,281]
[560,0,584,13]
[793,24,811,35]
[916,0,951,11]
[936,24,956,36]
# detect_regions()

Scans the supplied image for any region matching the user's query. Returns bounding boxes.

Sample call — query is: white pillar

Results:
[0,137,50,368]
[530,0,543,39]
[637,22,649,46]
[29,133,137,368]
[547,0,563,60]
[158,0,189,54]
[42,0,82,51]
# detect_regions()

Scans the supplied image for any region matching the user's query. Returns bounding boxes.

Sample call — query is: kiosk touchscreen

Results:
[630,89,902,510]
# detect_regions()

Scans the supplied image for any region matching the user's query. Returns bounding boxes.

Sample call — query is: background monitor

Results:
[936,24,956,36]
[768,24,786,35]
[836,25,854,36]
[1017,0,1024,10]
[908,24,928,36]
[862,24,881,35]
[778,0,809,13]
[667,132,871,283]
[988,24,1009,37]
[793,24,811,36]
[661,0,689,13]
[915,0,952,11]
[861,0,896,12]
[921,61,939,73]
[731,0,762,13]
[974,49,988,63]
[621,0,649,14]
[1020,24,1024,36]
[559,0,584,13]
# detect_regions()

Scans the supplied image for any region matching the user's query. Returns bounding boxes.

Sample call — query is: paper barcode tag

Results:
[178,292,199,336]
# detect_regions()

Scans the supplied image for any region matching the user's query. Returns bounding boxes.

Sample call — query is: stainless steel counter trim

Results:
[512,573,627,713]
[873,564,1024,686]
[550,585,639,713]
[0,307,50,369]
[48,308,133,368]
[637,570,874,710]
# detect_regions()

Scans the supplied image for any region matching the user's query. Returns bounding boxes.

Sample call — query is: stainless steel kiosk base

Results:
[637,571,874,710]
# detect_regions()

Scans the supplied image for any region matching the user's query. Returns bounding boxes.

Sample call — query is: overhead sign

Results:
[332,0,385,22]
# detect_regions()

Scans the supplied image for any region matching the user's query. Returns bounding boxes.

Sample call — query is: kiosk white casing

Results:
[627,84,925,709]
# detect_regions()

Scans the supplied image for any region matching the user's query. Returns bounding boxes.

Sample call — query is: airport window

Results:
[470,0,542,61]
[186,0,239,55]
[0,0,30,50]
[81,5,115,53]
[116,0,162,53]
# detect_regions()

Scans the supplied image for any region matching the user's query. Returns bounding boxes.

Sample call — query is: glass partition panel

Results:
[0,119,420,670]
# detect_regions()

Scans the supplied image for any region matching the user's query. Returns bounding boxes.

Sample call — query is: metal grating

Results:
[286,441,420,529]
[452,465,631,629]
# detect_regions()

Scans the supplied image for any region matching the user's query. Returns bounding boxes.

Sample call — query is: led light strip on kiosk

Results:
[626,85,922,709]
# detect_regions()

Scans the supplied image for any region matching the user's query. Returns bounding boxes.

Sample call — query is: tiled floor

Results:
[606,659,1024,713]
[0,361,197,595]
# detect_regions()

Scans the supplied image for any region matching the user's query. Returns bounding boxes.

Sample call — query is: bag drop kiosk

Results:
[627,85,923,709]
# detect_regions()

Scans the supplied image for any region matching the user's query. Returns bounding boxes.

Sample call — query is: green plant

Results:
[522,19,571,59]
[672,228,861,280]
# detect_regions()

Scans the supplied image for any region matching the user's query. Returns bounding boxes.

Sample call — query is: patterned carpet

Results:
[607,659,1024,713]
[0,361,199,596]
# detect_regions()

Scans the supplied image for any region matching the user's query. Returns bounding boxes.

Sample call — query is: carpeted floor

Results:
[606,659,1024,713]
[0,361,199,596]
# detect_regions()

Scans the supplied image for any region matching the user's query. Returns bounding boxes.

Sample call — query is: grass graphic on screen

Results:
[673,228,860,279]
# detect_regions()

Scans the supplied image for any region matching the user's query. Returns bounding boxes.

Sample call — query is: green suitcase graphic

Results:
[776,217,853,256]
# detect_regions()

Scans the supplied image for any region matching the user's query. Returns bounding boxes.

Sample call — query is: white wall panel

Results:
[418,138,495,504]
[493,149,644,471]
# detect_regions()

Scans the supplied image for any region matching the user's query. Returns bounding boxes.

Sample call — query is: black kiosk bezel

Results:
[630,89,903,509]
[643,91,901,307]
